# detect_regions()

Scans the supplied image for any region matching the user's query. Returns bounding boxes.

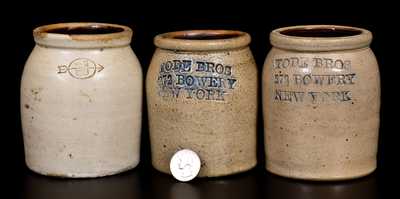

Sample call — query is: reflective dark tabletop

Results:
[15,163,392,199]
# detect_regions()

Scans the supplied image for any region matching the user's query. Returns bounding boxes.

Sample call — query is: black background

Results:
[4,2,398,198]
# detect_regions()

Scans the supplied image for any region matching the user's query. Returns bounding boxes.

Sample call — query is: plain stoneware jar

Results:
[263,25,380,180]
[21,23,143,178]
[147,30,258,177]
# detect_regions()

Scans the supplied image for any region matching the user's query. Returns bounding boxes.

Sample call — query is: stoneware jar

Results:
[147,30,258,177]
[263,25,380,180]
[21,23,143,178]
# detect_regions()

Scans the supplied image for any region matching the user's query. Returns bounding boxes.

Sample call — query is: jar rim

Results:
[154,30,251,51]
[33,22,133,48]
[270,25,372,51]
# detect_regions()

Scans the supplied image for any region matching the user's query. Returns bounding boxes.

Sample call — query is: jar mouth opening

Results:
[270,25,372,51]
[279,27,363,38]
[170,31,245,40]
[33,23,132,48]
[154,30,251,51]
[43,25,126,35]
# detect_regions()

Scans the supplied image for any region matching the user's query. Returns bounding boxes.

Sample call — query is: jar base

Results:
[26,161,139,178]
[265,164,376,181]
[153,160,257,178]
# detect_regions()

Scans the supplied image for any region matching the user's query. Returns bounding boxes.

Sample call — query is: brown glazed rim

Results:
[154,30,251,51]
[33,23,133,48]
[270,25,372,51]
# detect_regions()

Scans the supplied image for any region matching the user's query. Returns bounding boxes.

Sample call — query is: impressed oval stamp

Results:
[57,58,104,79]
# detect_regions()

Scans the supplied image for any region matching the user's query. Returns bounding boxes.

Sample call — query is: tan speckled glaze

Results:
[147,30,258,177]
[263,25,380,180]
[21,23,143,178]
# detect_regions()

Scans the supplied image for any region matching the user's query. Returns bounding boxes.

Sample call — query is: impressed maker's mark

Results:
[57,58,104,79]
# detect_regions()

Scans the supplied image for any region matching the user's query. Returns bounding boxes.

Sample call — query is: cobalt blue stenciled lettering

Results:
[157,59,237,101]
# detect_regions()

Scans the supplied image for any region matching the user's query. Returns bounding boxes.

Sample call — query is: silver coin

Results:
[170,149,201,182]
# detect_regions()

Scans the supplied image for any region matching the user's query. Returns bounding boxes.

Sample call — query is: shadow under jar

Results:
[263,25,380,180]
[147,30,258,177]
[21,23,143,178]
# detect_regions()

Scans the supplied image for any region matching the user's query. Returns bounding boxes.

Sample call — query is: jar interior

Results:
[45,25,125,35]
[172,32,243,40]
[280,27,362,37]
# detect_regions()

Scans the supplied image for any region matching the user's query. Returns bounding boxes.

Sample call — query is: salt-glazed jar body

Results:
[147,30,258,177]
[263,25,380,180]
[21,23,143,178]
